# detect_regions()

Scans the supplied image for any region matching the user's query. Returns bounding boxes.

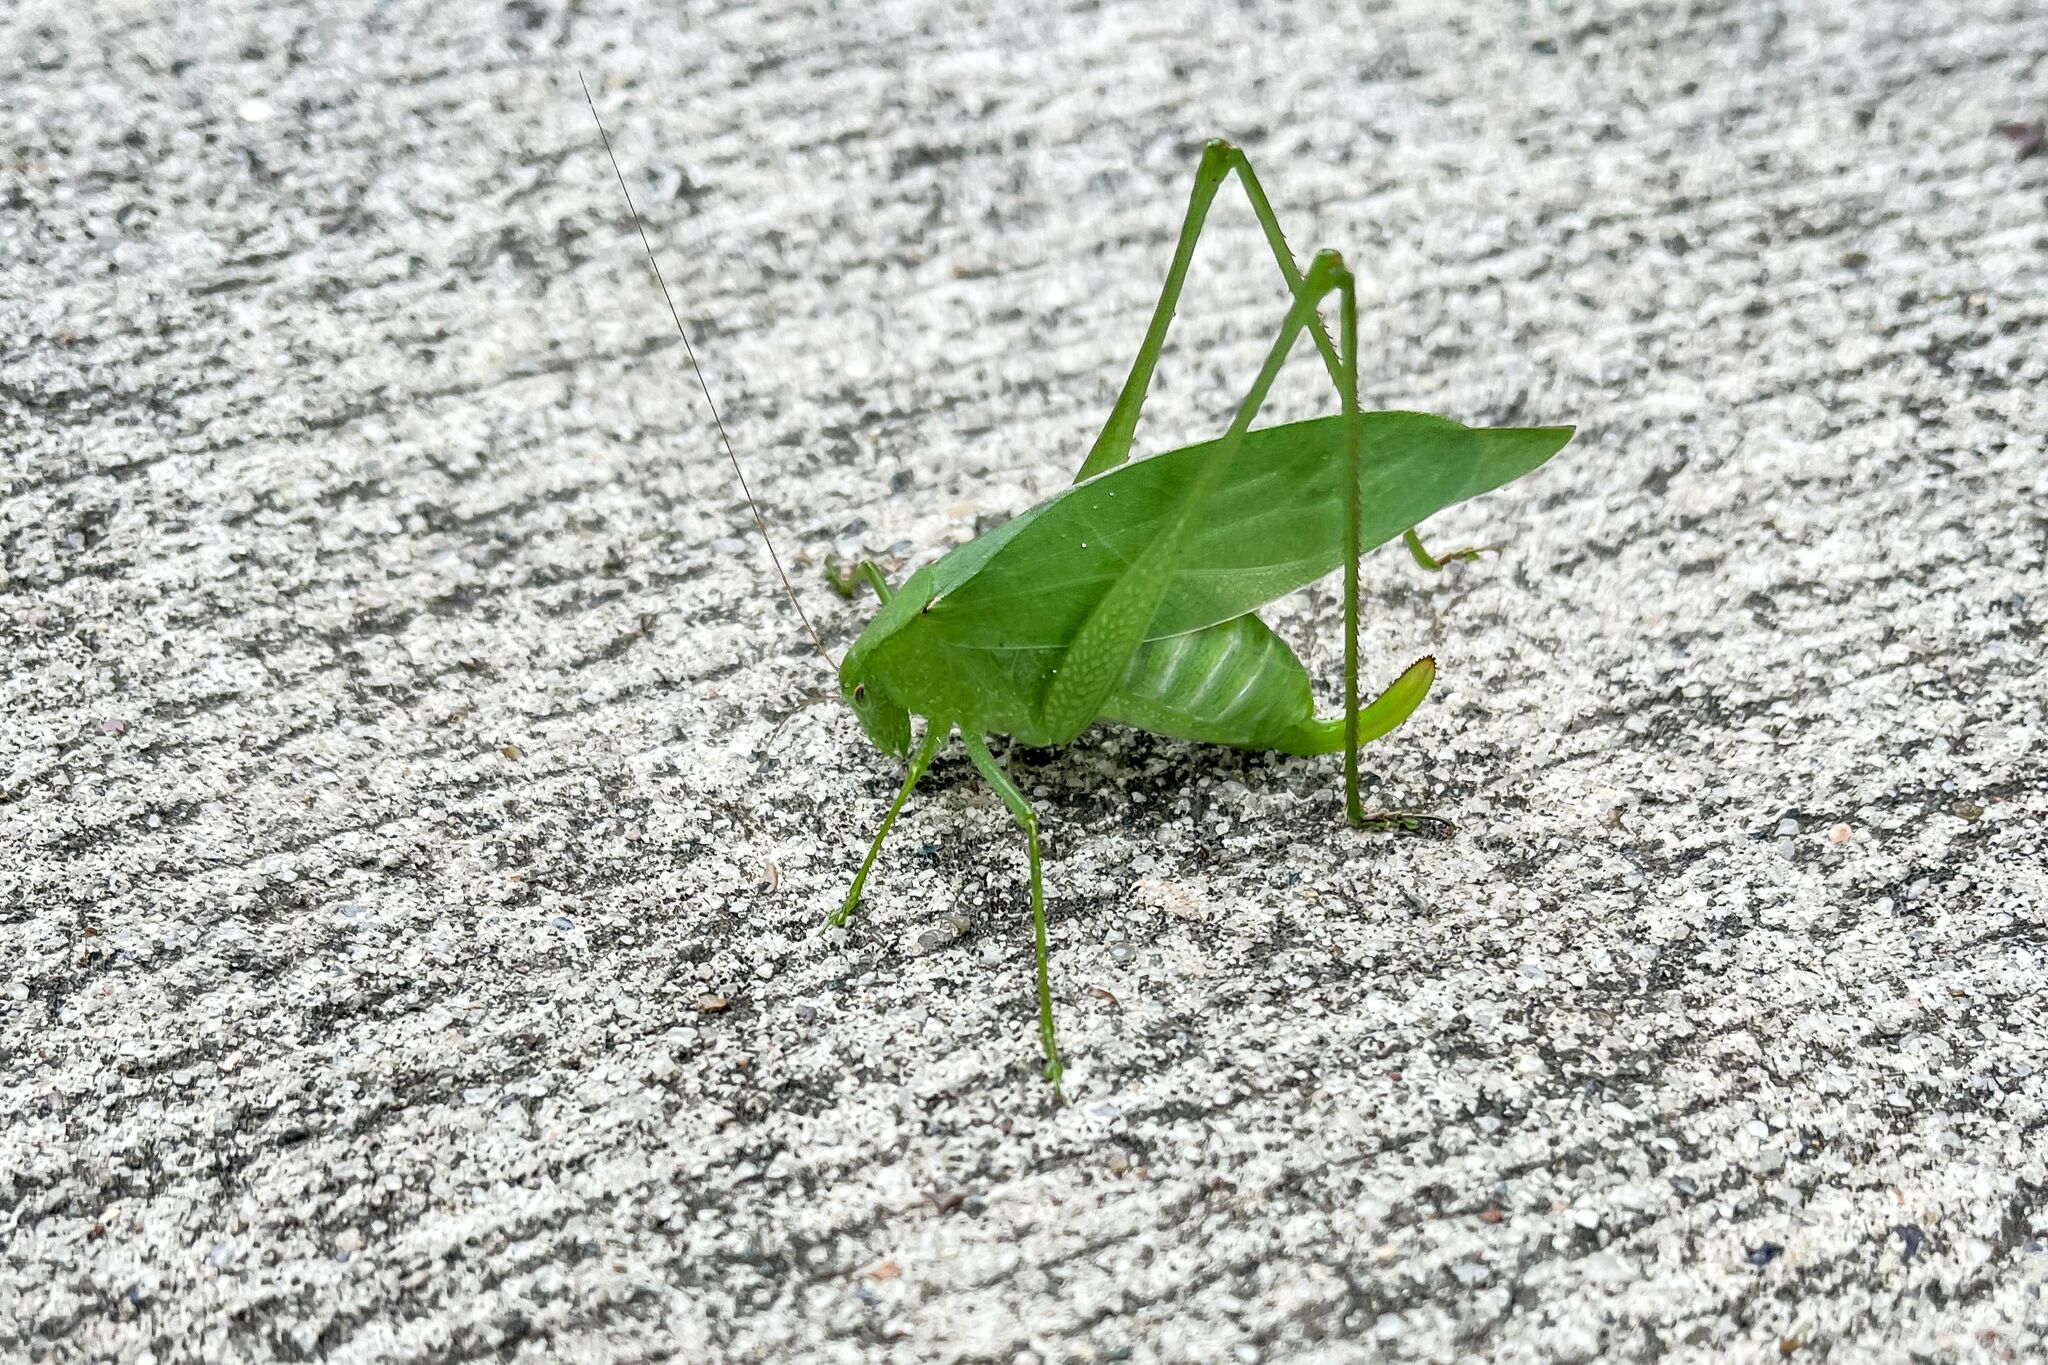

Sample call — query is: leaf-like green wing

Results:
[918,411,1571,651]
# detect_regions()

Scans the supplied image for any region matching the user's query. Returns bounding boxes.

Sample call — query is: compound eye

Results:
[853,684,866,702]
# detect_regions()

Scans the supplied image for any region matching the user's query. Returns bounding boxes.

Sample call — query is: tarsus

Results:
[580,71,836,669]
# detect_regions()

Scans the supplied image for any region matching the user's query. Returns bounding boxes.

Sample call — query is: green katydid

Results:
[586,86,1573,1101]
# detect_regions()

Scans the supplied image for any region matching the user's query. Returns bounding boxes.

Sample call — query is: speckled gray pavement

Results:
[5,1,2047,1362]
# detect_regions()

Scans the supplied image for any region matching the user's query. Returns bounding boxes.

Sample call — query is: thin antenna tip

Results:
[581,78,838,672]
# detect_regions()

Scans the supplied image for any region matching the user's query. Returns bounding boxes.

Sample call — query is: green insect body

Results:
[840,411,1568,757]
[584,93,1571,1104]
[821,146,1574,1102]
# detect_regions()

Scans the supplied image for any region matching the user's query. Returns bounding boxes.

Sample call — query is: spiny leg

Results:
[1337,255,1366,826]
[1067,153,1401,829]
[1040,252,1354,742]
[1334,264,1452,834]
[1403,527,1499,572]
[1081,142,1468,827]
[960,730,1064,1103]
[825,721,947,931]
[1076,139,1349,483]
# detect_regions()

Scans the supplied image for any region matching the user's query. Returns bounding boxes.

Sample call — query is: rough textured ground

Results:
[5,1,2046,1361]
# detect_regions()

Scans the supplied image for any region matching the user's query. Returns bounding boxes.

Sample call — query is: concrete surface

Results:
[4,1,2046,1361]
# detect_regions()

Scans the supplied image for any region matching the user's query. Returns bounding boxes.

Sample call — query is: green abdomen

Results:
[1102,614,1327,754]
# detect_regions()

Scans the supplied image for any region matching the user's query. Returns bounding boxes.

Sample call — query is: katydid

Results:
[585,87,1573,1101]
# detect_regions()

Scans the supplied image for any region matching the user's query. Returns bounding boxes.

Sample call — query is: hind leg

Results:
[1077,139,1350,483]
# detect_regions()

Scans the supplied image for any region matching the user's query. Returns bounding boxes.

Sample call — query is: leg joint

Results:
[1197,138,1240,183]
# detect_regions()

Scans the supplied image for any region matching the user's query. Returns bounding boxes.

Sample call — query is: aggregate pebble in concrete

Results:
[4,2,2046,1362]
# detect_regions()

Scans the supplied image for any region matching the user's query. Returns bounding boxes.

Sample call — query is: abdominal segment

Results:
[1102,613,1318,752]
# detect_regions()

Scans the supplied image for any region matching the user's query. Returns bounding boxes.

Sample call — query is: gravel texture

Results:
[5,1,2047,1362]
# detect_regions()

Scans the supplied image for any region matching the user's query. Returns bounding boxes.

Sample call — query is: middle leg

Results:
[960,730,1065,1103]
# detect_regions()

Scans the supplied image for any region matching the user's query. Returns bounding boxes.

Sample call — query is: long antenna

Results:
[580,71,836,669]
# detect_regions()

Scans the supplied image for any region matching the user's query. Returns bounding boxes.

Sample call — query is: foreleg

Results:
[825,722,947,930]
